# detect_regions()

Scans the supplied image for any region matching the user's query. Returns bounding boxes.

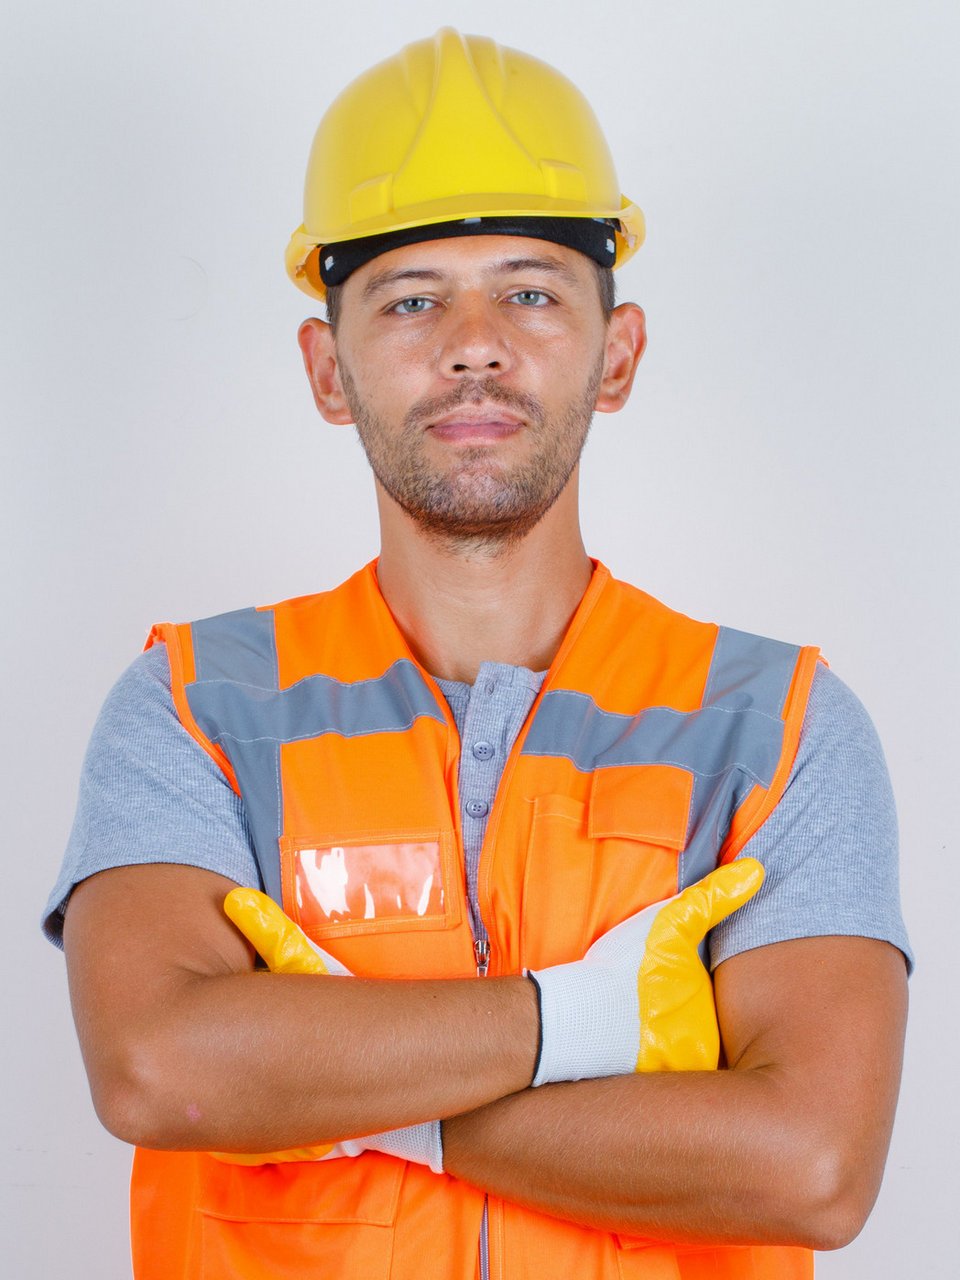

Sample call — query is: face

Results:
[301,236,645,551]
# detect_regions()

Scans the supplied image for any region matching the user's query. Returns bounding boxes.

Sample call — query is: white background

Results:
[2,1,957,1274]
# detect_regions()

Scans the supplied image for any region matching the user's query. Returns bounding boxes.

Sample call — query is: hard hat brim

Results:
[286,198,645,303]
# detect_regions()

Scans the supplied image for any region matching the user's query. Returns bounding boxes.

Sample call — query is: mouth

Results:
[427,405,525,443]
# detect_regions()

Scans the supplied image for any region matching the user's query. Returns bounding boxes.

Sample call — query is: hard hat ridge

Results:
[391,30,543,214]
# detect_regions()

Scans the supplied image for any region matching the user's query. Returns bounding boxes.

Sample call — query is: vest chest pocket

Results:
[519,764,693,971]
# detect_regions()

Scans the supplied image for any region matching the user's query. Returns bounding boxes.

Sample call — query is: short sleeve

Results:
[709,663,913,973]
[42,643,261,948]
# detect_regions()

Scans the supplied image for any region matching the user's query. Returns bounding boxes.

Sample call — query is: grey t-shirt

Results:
[43,644,913,972]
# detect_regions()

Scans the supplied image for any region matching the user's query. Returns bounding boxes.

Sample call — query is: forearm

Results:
[442,1069,867,1251]
[79,966,538,1152]
[442,935,909,1251]
[65,864,536,1151]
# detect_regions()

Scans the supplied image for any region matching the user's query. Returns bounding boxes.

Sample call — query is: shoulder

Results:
[91,643,177,740]
[792,663,894,795]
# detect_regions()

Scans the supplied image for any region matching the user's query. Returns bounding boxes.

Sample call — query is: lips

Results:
[428,405,524,442]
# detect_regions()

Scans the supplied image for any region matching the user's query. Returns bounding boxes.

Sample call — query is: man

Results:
[45,28,911,1279]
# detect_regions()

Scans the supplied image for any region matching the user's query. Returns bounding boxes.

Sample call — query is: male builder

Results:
[45,28,911,1280]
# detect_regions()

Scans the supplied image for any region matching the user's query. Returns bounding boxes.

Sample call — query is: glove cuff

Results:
[349,1121,444,1173]
[395,1120,444,1174]
[527,972,545,1086]
[527,959,640,1086]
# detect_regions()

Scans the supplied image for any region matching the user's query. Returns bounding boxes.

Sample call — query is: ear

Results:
[297,318,354,425]
[594,303,647,414]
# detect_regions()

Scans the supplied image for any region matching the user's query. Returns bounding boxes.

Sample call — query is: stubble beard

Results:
[339,352,605,556]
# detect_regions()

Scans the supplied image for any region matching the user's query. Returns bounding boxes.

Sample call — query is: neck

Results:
[374,483,593,683]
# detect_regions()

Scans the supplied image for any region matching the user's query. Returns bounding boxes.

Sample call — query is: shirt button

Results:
[472,741,495,761]
[465,799,489,819]
[484,680,496,695]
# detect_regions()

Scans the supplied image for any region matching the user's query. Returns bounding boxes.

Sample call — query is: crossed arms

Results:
[64,861,907,1251]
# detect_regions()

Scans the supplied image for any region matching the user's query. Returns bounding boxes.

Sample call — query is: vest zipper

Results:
[479,1200,490,1280]
[473,936,491,1279]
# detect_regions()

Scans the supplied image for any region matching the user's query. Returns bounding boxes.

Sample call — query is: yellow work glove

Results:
[223,886,350,976]
[635,857,764,1072]
[214,889,442,1172]
[527,858,764,1085]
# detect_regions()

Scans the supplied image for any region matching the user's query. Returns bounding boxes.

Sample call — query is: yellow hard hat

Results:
[286,28,645,301]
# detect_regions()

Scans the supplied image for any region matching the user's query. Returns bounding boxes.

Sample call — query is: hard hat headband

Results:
[318,216,621,288]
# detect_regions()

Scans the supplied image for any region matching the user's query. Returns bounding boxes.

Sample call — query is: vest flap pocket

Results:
[199,1150,404,1224]
[588,764,692,848]
[198,1155,404,1280]
[614,1239,684,1278]
[615,1233,670,1250]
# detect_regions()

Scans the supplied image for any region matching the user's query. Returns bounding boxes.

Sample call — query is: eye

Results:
[508,289,551,307]
[390,296,436,316]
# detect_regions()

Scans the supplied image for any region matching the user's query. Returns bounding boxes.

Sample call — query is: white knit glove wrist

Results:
[527,892,678,1087]
[323,1120,443,1173]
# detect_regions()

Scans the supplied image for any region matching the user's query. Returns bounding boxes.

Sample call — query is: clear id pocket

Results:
[280,831,460,940]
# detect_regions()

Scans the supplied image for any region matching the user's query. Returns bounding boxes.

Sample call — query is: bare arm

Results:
[63,863,538,1152]
[442,935,908,1251]
[66,863,907,1248]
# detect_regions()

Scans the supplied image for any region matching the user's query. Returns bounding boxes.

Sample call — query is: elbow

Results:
[783,1143,879,1252]
[87,1033,195,1150]
[91,1082,155,1149]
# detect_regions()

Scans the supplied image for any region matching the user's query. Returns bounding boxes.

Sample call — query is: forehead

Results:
[347,235,595,303]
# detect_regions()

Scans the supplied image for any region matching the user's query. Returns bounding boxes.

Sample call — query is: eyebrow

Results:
[361,255,580,301]
[362,268,445,301]
[493,256,580,287]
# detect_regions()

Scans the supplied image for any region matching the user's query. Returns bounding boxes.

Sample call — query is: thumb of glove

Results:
[636,856,765,1073]
[529,857,764,1085]
[223,887,350,976]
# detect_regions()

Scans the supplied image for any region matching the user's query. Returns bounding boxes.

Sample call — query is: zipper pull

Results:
[474,938,490,977]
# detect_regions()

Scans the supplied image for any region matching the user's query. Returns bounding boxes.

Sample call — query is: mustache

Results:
[404,378,544,431]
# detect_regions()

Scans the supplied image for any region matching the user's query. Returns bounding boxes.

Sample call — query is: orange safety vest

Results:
[135,560,820,1280]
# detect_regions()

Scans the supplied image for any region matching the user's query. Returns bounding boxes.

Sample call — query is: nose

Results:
[439,297,513,378]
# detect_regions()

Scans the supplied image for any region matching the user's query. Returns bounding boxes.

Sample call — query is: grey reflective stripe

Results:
[185,610,446,902]
[521,626,802,889]
[214,736,284,902]
[187,659,447,745]
[521,698,782,785]
[687,628,801,886]
[188,609,285,899]
[683,764,757,889]
[702,626,800,718]
[192,607,278,688]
